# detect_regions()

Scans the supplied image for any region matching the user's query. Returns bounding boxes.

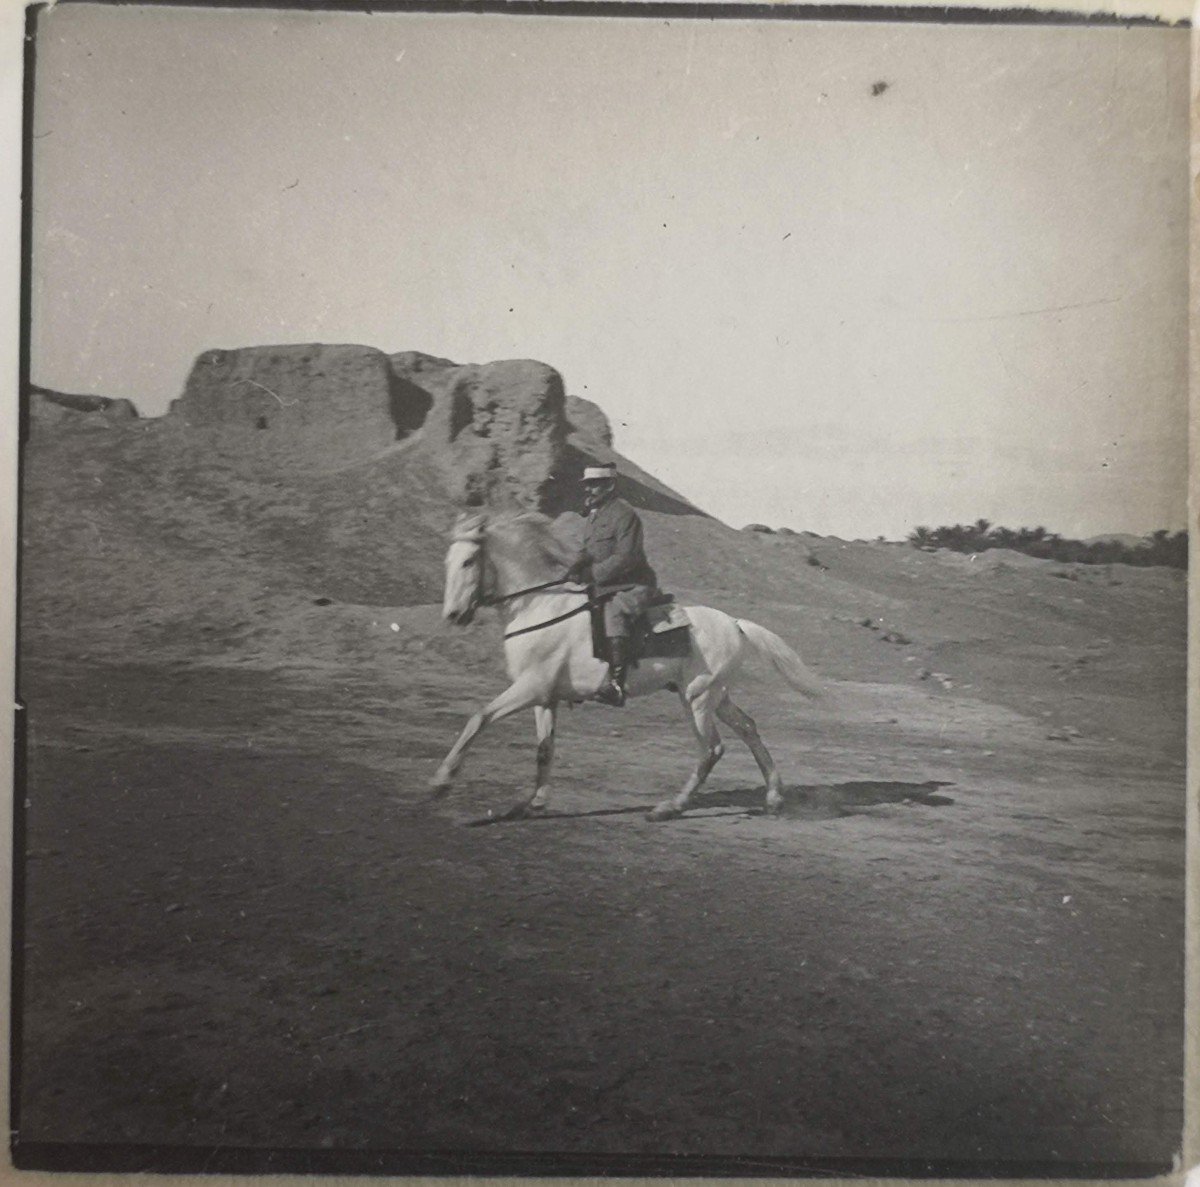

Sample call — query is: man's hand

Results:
[566,555,592,583]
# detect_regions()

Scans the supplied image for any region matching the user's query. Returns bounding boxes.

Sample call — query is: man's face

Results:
[583,480,614,512]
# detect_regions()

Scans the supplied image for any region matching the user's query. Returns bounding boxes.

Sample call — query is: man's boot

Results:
[594,636,629,707]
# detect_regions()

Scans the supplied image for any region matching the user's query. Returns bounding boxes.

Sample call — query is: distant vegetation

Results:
[907,520,1188,569]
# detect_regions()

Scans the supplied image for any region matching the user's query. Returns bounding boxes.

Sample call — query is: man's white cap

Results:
[582,464,617,482]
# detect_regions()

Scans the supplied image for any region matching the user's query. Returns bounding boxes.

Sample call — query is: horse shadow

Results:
[465,803,654,828]
[695,779,956,821]
[463,780,955,827]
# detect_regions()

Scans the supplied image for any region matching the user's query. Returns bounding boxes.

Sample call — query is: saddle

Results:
[590,592,692,666]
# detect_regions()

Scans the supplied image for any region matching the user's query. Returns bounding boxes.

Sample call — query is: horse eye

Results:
[462,556,475,568]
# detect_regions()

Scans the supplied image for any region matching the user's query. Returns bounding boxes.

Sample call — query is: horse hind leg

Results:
[716,695,785,815]
[648,681,725,822]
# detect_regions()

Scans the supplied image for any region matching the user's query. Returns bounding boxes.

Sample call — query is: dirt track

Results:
[15,601,1184,1172]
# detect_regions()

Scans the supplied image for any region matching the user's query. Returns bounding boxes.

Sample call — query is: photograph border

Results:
[3,0,1193,1182]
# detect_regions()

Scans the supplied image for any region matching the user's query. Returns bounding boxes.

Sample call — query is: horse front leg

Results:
[505,702,558,819]
[430,675,545,798]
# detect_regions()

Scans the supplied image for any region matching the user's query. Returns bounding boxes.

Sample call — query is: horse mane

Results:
[486,512,575,581]
[450,510,575,592]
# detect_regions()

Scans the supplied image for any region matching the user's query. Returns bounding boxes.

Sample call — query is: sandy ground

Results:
[14,572,1185,1173]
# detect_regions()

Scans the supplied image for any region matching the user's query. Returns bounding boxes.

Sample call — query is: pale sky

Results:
[29,5,1189,539]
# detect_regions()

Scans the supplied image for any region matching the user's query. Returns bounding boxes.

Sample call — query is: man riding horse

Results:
[565,463,658,707]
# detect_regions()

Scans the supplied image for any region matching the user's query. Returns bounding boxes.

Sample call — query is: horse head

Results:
[443,513,489,625]
[443,511,576,625]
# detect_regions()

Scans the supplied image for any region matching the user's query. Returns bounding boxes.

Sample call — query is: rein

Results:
[503,595,610,640]
[460,520,608,640]
[481,577,571,605]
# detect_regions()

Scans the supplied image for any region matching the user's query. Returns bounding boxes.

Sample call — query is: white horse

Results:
[432,511,824,821]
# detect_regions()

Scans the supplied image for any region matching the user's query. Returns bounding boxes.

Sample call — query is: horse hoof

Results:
[765,800,783,818]
[503,801,544,821]
[647,803,683,822]
[429,779,452,800]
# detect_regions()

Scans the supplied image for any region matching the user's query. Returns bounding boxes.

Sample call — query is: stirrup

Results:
[593,678,626,708]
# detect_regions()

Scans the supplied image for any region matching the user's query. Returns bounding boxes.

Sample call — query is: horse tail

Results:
[735,619,824,699]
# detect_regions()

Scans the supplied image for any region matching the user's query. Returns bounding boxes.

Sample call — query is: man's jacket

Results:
[581,497,658,591]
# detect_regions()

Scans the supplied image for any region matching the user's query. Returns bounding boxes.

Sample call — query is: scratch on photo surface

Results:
[243,378,297,407]
[989,331,1020,389]
[925,296,1123,324]
[1107,33,1121,111]
[317,1022,376,1042]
